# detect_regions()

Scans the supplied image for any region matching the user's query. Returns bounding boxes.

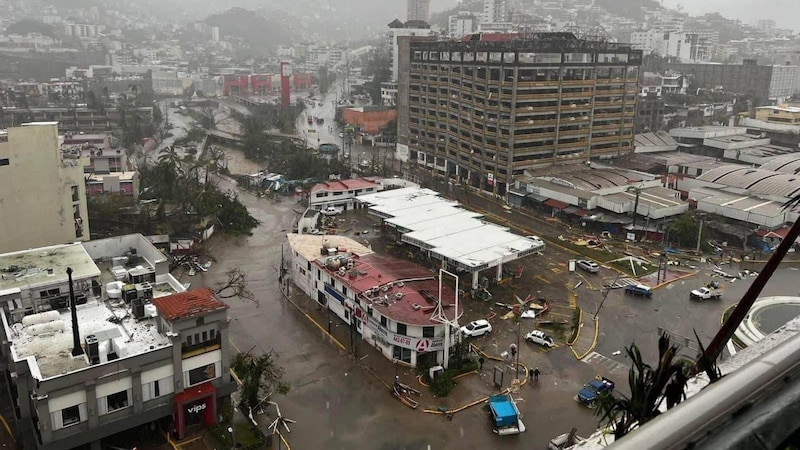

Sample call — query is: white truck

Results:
[690,282,724,300]
[320,206,343,216]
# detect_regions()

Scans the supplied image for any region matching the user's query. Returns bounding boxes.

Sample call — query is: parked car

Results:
[577,376,615,407]
[524,330,554,348]
[460,319,492,337]
[321,206,343,216]
[624,284,653,298]
[576,259,600,273]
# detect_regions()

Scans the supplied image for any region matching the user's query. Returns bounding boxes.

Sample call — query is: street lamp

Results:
[227,426,236,450]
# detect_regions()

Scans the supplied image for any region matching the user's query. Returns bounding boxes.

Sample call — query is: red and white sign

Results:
[416,339,431,352]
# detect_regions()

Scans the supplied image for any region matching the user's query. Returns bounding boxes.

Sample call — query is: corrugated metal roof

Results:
[697,165,800,198]
[760,155,800,175]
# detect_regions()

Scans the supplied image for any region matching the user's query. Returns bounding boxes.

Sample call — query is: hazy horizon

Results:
[660,0,797,30]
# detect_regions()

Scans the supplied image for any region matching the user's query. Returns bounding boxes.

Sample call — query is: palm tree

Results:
[596,334,689,440]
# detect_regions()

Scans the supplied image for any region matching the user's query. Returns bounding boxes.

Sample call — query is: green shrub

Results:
[429,371,456,397]
[568,307,581,344]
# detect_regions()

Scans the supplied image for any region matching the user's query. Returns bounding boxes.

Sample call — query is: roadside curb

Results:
[652,270,698,290]
[279,284,347,352]
[422,362,531,416]
[576,319,600,360]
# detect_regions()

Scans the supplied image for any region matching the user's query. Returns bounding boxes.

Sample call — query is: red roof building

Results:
[309,177,382,211]
[152,288,229,322]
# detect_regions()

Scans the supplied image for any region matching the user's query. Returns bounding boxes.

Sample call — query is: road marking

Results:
[551,267,563,273]
[546,311,573,319]
[581,351,628,375]
[535,275,551,284]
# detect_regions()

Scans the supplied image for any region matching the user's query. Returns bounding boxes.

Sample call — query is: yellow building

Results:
[754,105,800,125]
[0,123,90,253]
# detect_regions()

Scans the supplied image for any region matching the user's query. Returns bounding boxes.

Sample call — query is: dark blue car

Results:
[578,377,615,406]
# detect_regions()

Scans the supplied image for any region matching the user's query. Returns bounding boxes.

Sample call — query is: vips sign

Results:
[187,403,206,414]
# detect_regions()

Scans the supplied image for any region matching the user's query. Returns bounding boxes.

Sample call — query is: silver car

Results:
[577,259,600,273]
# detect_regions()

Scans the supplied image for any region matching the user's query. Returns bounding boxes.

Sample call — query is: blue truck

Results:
[577,376,615,407]
[488,394,526,435]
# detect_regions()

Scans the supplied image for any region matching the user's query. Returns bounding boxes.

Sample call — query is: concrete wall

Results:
[0,124,90,254]
[82,234,168,277]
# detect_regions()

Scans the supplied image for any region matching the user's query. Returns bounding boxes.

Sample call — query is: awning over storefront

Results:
[563,206,588,217]
[527,194,548,203]
[509,189,527,197]
[544,199,569,210]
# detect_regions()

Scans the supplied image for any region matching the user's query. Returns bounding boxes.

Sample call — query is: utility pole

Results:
[696,219,704,254]
[594,273,622,320]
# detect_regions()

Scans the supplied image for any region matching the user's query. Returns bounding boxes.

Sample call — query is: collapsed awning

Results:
[544,199,569,210]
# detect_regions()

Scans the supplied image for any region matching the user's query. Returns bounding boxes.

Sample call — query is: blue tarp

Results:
[489,395,517,428]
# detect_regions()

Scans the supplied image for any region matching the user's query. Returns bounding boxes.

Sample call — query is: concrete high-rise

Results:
[406,0,430,22]
[396,33,642,196]
[0,123,90,253]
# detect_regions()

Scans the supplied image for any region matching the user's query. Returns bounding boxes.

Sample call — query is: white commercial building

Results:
[287,234,458,367]
[387,21,434,82]
[448,12,477,38]
[356,187,545,288]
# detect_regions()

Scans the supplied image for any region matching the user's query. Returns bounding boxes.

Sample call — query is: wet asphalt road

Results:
[192,177,604,449]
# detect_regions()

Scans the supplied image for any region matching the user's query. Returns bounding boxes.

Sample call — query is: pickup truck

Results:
[577,376,614,407]
[320,206,343,216]
[690,282,723,300]
[488,394,526,435]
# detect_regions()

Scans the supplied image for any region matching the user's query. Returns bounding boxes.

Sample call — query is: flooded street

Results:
[188,175,598,449]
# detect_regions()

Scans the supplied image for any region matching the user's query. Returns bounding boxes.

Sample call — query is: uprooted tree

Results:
[215,267,255,303]
[231,349,290,415]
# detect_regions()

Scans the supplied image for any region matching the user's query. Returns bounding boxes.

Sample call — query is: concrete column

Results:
[85,382,98,429]
[171,335,183,393]
[219,320,232,384]
[496,263,503,282]
[34,380,52,445]
[471,271,479,289]
[131,369,143,415]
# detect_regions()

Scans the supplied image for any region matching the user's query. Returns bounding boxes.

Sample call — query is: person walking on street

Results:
[478,357,485,372]
[533,367,540,382]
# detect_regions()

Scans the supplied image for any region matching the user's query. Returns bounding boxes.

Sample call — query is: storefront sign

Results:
[364,315,445,352]
[187,403,206,414]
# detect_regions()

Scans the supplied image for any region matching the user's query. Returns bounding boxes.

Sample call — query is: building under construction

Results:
[396,32,643,197]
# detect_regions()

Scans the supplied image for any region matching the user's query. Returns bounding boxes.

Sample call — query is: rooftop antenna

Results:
[67,267,84,357]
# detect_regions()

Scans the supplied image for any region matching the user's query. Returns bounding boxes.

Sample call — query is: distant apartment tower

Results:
[63,23,105,37]
[0,123,90,253]
[397,33,642,196]
[448,12,477,38]
[668,60,793,101]
[406,0,430,22]
[387,19,434,82]
[483,0,509,23]
[211,26,220,43]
